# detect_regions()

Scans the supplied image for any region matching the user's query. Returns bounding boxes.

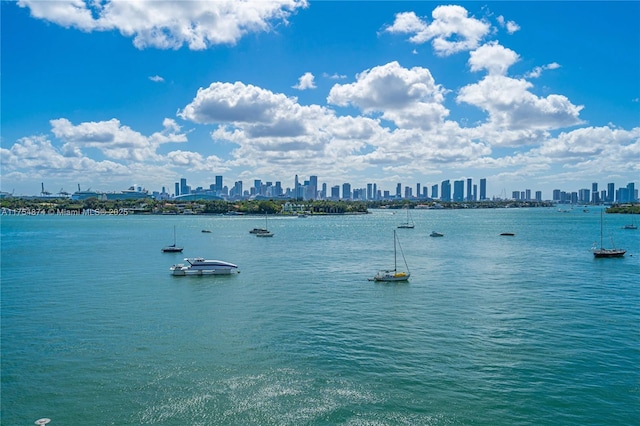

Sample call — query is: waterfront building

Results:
[453,180,464,202]
[480,178,486,200]
[579,188,591,204]
[607,183,615,203]
[396,183,402,198]
[466,178,472,201]
[441,180,451,202]
[404,186,412,199]
[174,182,180,197]
[309,175,318,200]
[342,183,351,200]
[535,191,542,201]
[431,184,438,200]
[331,185,340,200]
[180,178,189,196]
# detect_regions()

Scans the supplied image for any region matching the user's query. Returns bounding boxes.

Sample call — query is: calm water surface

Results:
[2,207,639,425]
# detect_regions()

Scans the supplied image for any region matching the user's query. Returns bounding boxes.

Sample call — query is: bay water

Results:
[1,207,638,425]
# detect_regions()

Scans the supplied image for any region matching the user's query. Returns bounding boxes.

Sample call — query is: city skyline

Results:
[1,2,639,198]
[126,174,637,204]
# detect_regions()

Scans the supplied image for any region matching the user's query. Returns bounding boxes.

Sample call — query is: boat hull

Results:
[170,258,239,276]
[373,271,410,282]
[162,247,183,253]
[592,249,626,258]
[170,266,239,276]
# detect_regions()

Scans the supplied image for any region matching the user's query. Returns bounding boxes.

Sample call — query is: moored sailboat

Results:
[592,210,625,258]
[397,206,415,229]
[371,230,410,282]
[161,225,183,252]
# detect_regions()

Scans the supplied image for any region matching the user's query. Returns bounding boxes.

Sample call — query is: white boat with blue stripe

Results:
[170,257,239,276]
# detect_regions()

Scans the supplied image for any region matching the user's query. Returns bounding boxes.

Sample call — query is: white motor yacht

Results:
[170,258,239,276]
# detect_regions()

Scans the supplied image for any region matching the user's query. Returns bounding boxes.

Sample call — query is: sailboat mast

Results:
[600,210,604,248]
[393,230,397,272]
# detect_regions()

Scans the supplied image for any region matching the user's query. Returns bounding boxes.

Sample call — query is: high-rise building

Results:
[627,182,636,202]
[431,184,438,199]
[525,189,531,200]
[453,180,464,202]
[466,178,472,201]
[331,185,340,200]
[309,175,318,200]
[535,191,542,201]
[174,182,180,197]
[473,184,477,201]
[479,178,486,200]
[404,186,412,198]
[396,183,402,198]
[592,182,598,204]
[440,180,450,201]
[367,183,373,200]
[180,178,189,195]
[342,183,351,200]
[607,183,615,203]
[579,188,590,204]
[553,189,561,201]
[416,183,421,199]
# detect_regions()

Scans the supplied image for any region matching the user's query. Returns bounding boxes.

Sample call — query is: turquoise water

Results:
[2,207,639,425]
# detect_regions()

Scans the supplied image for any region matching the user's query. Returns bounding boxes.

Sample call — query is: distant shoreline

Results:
[2,198,636,216]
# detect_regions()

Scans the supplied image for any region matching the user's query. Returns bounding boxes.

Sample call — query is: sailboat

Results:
[162,225,183,252]
[397,206,415,229]
[371,230,410,282]
[255,213,274,237]
[622,204,637,229]
[591,210,625,258]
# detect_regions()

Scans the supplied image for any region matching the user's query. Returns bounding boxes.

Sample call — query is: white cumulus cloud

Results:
[385,6,491,56]
[293,72,316,90]
[17,0,308,50]
[468,42,520,75]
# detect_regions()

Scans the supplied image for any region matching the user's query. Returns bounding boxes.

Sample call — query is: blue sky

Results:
[1,1,638,199]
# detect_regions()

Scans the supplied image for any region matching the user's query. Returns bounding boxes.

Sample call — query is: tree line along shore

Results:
[4,197,637,216]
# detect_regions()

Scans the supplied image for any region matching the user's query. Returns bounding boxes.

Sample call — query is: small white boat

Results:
[170,258,239,276]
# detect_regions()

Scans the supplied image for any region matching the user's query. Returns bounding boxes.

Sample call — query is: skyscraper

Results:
[309,175,318,200]
[342,183,351,200]
[607,183,615,203]
[453,180,464,202]
[441,180,451,201]
[466,178,472,201]
[180,178,189,195]
[479,178,486,201]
